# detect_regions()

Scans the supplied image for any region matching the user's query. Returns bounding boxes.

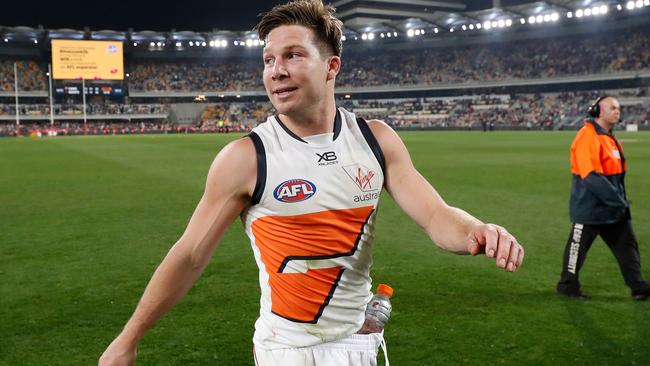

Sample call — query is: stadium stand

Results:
[1,8,649,136]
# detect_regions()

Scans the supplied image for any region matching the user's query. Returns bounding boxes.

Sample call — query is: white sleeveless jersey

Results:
[241,107,386,350]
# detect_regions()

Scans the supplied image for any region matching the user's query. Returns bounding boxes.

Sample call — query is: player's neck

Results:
[279,100,337,138]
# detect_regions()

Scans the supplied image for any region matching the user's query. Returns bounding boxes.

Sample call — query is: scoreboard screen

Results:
[54,83,126,97]
[51,40,124,80]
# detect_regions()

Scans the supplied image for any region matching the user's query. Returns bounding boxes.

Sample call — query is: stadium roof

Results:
[0,1,647,47]
[334,0,621,34]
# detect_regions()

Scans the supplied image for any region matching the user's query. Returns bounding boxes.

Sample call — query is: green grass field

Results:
[1,131,649,366]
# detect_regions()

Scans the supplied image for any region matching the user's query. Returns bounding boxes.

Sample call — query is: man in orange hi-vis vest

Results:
[556,95,650,301]
[99,2,525,365]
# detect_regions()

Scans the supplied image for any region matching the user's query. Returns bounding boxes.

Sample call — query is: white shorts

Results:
[254,333,388,366]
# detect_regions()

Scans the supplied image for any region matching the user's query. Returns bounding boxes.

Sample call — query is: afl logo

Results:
[106,44,118,54]
[274,179,317,203]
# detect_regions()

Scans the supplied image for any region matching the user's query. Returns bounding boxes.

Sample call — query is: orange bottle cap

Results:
[377,284,394,298]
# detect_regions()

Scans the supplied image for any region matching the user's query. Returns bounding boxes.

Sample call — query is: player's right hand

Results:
[98,337,137,366]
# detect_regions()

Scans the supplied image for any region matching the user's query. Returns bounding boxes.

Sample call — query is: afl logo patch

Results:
[274,179,317,203]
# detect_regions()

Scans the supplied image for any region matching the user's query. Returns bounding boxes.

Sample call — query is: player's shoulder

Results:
[207,135,257,185]
[218,135,257,161]
[364,118,395,138]
[363,118,402,147]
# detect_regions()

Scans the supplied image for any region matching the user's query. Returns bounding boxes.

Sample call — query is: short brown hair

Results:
[255,0,343,57]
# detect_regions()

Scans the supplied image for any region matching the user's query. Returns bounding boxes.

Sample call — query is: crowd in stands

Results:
[1,28,648,94]
[128,60,261,92]
[0,103,168,116]
[338,29,650,88]
[337,89,650,129]
[0,120,253,137]
[2,88,648,137]
[0,59,47,91]
[125,28,650,92]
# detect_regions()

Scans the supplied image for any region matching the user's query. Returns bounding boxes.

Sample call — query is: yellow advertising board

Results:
[51,40,124,80]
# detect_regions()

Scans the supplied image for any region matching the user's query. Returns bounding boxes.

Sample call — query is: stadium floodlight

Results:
[520,18,526,24]
[434,27,439,33]
[461,24,467,31]
[576,9,584,17]
[528,16,536,24]
[491,20,498,28]
[421,29,425,34]
[221,40,228,47]
[407,29,414,37]
[506,19,513,26]
[645,0,649,6]
[551,12,559,21]
[476,23,482,29]
[361,33,368,40]
[393,32,397,37]
[536,15,543,22]
[3,38,7,42]
[449,28,454,32]
[626,1,635,9]
[189,41,194,46]
[176,41,182,47]
[584,8,592,16]
[209,40,215,47]
[253,39,260,46]
[368,33,375,40]
[246,39,253,47]
[150,41,155,47]
[567,11,573,18]
[133,42,137,46]
[201,42,206,47]
[484,20,492,29]
[156,42,162,47]
[636,0,643,8]
[34,40,38,44]
[543,14,551,22]
[617,3,623,10]
[380,33,384,38]
[497,19,505,28]
[414,29,421,35]
[126,73,129,77]
[469,24,474,30]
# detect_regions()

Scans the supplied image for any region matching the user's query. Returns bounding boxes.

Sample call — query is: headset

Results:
[587,95,609,118]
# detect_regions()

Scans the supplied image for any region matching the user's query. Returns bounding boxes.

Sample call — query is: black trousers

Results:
[557,220,649,293]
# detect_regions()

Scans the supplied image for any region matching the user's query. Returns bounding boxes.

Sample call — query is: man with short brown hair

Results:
[99,1,524,365]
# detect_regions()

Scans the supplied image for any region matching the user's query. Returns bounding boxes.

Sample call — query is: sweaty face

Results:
[262,25,332,116]
[599,97,621,128]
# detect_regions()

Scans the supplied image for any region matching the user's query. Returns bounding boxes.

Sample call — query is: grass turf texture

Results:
[1,131,649,366]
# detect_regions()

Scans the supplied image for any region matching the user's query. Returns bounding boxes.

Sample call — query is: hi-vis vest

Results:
[569,120,628,224]
[241,107,385,349]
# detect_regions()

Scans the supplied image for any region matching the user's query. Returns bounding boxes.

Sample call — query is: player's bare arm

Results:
[99,137,257,366]
[368,120,524,272]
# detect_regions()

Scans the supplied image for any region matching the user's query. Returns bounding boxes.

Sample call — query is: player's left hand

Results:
[467,224,524,272]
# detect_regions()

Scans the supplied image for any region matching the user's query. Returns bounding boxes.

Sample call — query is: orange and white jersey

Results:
[242,107,385,350]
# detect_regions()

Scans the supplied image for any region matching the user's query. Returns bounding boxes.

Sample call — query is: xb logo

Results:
[317,151,337,162]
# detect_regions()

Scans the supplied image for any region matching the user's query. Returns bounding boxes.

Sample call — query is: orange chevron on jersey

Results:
[251,206,375,323]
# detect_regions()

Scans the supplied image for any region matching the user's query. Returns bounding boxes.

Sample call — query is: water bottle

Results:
[357,283,393,334]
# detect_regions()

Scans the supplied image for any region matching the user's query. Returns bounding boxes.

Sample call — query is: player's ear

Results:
[326,55,341,81]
